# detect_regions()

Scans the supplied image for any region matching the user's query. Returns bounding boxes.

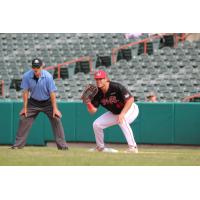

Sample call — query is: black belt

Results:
[30,97,50,103]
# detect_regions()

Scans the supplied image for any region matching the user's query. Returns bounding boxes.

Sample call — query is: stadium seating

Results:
[0,33,200,102]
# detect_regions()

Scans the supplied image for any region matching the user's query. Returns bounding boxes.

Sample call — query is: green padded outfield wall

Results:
[0,101,200,145]
[139,103,174,144]
[75,103,96,142]
[0,101,13,144]
[174,103,200,145]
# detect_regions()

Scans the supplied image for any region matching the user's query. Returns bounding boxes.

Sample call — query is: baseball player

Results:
[11,58,68,150]
[86,69,139,153]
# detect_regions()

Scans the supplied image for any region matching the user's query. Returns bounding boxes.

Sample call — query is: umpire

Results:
[11,58,68,150]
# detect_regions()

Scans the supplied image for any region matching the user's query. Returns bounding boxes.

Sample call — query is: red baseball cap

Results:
[94,70,107,79]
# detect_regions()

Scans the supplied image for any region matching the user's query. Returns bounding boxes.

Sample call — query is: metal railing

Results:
[45,56,93,79]
[111,33,186,64]
[44,33,187,75]
[174,33,188,47]
[0,80,4,97]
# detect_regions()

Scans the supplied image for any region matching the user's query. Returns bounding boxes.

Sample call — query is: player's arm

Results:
[50,92,62,118]
[20,90,29,117]
[118,97,134,124]
[86,101,97,114]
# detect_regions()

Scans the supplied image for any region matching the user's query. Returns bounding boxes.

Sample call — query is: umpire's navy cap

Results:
[32,58,43,68]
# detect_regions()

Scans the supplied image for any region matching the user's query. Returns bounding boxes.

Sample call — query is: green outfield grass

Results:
[0,145,200,166]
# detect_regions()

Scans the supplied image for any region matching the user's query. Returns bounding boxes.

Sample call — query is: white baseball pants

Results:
[93,103,139,148]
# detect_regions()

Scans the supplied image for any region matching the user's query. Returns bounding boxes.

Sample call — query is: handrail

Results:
[111,34,166,64]
[0,80,4,97]
[174,33,189,47]
[111,33,186,64]
[44,33,187,78]
[182,92,200,102]
[44,56,93,80]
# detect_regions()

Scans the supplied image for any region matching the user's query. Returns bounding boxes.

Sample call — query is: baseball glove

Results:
[81,84,98,104]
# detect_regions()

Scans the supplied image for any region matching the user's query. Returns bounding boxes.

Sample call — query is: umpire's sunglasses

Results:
[32,65,41,69]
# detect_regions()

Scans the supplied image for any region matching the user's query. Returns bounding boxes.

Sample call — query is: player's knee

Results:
[20,115,27,121]
[93,121,101,130]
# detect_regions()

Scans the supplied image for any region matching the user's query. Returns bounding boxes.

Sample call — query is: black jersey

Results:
[91,81,133,115]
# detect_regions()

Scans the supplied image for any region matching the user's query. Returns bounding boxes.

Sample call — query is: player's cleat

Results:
[102,148,119,153]
[88,147,118,153]
[124,146,138,153]
[88,146,104,152]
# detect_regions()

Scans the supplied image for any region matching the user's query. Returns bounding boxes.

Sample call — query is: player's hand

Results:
[117,113,125,124]
[53,108,62,118]
[20,107,27,117]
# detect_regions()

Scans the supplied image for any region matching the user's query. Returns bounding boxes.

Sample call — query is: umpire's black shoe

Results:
[10,146,23,149]
[58,146,69,150]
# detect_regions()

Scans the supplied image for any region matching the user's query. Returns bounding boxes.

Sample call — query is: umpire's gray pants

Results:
[13,98,68,149]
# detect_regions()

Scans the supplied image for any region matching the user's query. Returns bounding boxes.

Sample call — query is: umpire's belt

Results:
[30,97,50,103]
